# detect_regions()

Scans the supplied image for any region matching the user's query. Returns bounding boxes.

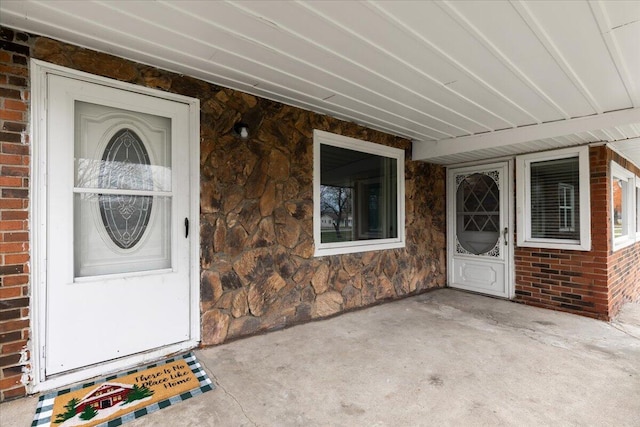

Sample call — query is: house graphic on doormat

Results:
[75,382,134,413]
[54,381,155,424]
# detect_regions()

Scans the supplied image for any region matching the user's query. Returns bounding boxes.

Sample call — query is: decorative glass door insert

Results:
[447,162,510,299]
[74,101,172,277]
[44,71,194,378]
[455,171,501,256]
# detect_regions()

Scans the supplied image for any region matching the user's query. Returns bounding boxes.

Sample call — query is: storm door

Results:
[447,162,512,298]
[43,72,196,378]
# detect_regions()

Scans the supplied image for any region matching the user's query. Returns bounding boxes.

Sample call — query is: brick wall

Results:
[515,146,610,319]
[515,146,640,320]
[607,150,640,316]
[0,28,31,401]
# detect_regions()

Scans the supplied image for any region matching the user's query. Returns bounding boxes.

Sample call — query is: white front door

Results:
[447,162,512,298]
[43,72,196,377]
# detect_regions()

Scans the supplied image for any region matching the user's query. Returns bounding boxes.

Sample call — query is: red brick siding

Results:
[515,147,610,319]
[608,241,640,316]
[515,146,640,319]
[0,27,30,401]
[608,150,640,316]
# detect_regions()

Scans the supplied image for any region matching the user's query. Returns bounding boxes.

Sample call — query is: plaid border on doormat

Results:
[32,352,214,427]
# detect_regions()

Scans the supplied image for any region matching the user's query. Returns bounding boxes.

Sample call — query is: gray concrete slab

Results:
[2,289,640,426]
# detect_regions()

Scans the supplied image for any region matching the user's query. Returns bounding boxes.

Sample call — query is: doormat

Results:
[32,352,214,427]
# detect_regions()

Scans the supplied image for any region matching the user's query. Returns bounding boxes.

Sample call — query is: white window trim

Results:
[611,161,636,251]
[635,177,640,241]
[516,146,591,251]
[313,130,405,256]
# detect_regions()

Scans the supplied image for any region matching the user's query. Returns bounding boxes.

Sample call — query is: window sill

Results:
[314,240,405,257]
[516,238,591,252]
[613,236,636,252]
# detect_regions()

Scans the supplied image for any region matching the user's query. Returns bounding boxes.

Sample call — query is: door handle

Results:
[185,218,189,238]
[503,227,508,245]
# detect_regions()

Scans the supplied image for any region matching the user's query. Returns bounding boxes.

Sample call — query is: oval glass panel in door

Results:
[456,172,500,256]
[99,128,153,249]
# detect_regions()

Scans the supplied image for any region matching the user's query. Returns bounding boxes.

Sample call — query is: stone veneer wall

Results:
[0,27,446,400]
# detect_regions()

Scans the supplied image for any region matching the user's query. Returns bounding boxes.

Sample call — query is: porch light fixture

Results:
[233,122,249,139]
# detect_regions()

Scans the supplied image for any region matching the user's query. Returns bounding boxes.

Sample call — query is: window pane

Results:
[73,101,173,278]
[75,101,172,192]
[456,173,500,255]
[320,144,397,244]
[530,157,580,240]
[613,177,627,238]
[636,186,640,233]
[74,194,171,277]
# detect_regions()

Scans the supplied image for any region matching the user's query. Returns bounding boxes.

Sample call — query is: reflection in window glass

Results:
[613,178,626,238]
[636,185,640,234]
[558,183,575,232]
[611,161,637,251]
[320,144,397,244]
[314,130,404,257]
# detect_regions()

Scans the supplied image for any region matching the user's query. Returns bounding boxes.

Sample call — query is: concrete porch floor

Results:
[3,288,640,426]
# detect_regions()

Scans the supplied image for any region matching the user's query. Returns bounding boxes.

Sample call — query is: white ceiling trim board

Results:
[615,126,629,140]
[590,1,639,107]
[100,0,448,140]
[608,139,640,171]
[438,0,570,120]
[368,0,538,125]
[2,6,436,143]
[511,0,603,114]
[34,1,460,141]
[586,131,602,141]
[413,107,640,161]
[295,1,502,133]
[298,0,509,132]
[228,0,482,136]
[600,128,617,142]
[161,1,456,139]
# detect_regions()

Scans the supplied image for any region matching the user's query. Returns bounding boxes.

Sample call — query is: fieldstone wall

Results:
[29,34,446,349]
[198,108,447,344]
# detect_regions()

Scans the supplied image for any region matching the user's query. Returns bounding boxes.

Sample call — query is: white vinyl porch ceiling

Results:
[2,1,639,165]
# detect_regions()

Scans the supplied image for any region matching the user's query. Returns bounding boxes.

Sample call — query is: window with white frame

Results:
[516,146,591,251]
[313,130,405,256]
[611,161,636,251]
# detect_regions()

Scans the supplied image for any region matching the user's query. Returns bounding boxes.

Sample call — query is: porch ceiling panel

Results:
[1,0,639,165]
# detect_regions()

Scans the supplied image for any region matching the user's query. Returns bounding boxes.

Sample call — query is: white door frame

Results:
[446,159,515,299]
[30,59,201,393]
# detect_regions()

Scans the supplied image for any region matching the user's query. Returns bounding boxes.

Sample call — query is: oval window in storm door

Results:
[98,128,153,249]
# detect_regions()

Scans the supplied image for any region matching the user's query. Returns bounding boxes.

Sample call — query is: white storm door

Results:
[447,162,511,298]
[45,74,192,376]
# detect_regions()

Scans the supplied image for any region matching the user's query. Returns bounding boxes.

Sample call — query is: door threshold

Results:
[30,340,198,394]
[448,286,512,300]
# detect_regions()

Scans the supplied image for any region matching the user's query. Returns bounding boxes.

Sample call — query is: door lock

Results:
[185,218,189,238]
[503,227,508,245]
